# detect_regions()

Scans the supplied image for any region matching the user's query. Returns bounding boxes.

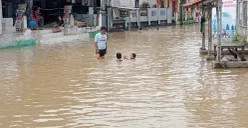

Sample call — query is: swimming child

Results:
[116,52,123,61]
[124,53,136,60]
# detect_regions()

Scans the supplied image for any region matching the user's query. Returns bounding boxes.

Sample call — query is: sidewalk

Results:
[0,26,41,45]
[0,25,93,45]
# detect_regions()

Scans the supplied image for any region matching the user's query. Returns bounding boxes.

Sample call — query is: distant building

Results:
[183,0,201,22]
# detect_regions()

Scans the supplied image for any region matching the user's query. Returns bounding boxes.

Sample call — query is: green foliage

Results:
[232,34,247,44]
[183,20,195,25]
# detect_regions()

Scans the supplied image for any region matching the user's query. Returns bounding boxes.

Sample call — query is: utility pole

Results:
[180,0,183,25]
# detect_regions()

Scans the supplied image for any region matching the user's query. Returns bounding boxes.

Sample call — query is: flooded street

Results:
[1,25,248,128]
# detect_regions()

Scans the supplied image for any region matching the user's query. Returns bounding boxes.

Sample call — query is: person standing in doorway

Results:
[94,27,108,59]
[12,9,18,26]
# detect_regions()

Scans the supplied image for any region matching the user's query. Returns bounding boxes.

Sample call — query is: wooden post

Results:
[216,0,222,62]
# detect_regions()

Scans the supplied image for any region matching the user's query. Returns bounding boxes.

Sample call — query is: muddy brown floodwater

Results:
[1,25,248,128]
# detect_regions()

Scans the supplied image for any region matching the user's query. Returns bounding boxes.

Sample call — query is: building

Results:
[183,0,201,22]
[236,0,247,36]
[2,0,101,24]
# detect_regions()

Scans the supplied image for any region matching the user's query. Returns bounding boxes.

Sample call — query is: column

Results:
[128,10,131,31]
[136,9,141,29]
[101,0,107,27]
[0,0,2,34]
[201,4,206,51]
[207,4,214,60]
[216,0,222,62]
[107,7,112,31]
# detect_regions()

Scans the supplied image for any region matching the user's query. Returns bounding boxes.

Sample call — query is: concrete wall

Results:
[112,7,173,30]
[147,8,172,25]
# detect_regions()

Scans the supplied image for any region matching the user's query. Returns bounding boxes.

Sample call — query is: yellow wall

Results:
[163,0,168,8]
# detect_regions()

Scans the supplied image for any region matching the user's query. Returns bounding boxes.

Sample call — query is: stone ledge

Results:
[206,55,215,61]
[199,49,208,55]
[212,61,248,69]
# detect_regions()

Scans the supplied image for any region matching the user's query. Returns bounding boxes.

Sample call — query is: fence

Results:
[126,8,172,24]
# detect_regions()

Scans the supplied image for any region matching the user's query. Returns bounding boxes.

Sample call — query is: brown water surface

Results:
[1,25,248,128]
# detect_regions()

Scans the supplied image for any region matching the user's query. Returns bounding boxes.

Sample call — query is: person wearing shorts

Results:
[94,26,107,59]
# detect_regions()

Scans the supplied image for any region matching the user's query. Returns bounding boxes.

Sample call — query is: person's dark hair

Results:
[132,53,136,59]
[101,26,107,31]
[116,52,122,59]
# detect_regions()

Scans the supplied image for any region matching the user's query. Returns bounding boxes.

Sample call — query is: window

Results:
[243,1,247,26]
[152,11,156,16]
[160,10,165,16]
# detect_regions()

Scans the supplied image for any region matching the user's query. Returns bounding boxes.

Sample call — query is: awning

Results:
[183,0,202,7]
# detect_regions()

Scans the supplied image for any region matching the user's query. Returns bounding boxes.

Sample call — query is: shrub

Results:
[232,34,247,44]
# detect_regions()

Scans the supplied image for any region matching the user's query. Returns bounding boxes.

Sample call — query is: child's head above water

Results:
[116,52,122,60]
[131,53,136,60]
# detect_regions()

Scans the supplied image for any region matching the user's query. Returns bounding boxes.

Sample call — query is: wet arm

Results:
[94,35,99,53]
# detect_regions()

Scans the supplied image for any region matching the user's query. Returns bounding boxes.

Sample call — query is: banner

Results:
[212,0,236,38]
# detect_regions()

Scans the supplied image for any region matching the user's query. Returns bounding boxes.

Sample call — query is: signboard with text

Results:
[120,10,128,17]
[140,9,147,16]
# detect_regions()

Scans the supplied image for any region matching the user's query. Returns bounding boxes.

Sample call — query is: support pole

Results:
[216,0,222,62]
[180,0,183,25]
[208,4,213,57]
[136,9,141,29]
[236,0,239,33]
[101,0,107,27]
[128,10,131,31]
[201,4,206,50]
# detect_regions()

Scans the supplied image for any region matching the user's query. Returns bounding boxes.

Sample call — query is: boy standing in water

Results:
[95,27,107,59]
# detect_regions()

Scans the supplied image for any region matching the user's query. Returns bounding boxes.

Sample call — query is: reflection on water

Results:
[1,25,248,128]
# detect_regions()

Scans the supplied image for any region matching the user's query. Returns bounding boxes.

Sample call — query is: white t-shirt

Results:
[94,33,107,50]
